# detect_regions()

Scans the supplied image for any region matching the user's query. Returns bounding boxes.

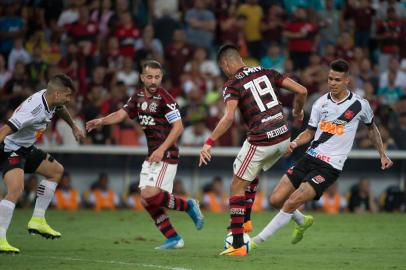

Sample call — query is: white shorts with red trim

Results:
[139,161,177,193]
[233,139,290,181]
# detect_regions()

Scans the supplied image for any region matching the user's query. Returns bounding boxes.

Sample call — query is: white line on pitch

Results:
[24,255,192,270]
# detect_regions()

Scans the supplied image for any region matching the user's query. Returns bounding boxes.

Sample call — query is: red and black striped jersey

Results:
[223,66,290,146]
[123,88,181,164]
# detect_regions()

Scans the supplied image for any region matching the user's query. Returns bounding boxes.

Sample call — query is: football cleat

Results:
[186,199,204,230]
[0,238,20,254]
[219,245,248,256]
[155,235,184,250]
[28,217,61,239]
[291,215,314,244]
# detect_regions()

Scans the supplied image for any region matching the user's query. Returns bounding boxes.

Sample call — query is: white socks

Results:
[0,200,16,238]
[292,210,305,225]
[32,180,58,218]
[253,210,293,244]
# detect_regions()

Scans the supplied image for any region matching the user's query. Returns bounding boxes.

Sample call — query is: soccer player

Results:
[199,44,308,256]
[86,60,204,250]
[251,59,393,247]
[0,74,85,254]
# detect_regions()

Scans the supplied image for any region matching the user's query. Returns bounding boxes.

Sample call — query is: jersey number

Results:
[139,115,155,126]
[243,75,278,112]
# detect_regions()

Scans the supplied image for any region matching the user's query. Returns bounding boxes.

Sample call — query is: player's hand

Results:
[380,155,393,170]
[86,118,103,132]
[284,141,298,157]
[72,125,85,142]
[199,144,212,167]
[292,109,304,121]
[149,148,164,163]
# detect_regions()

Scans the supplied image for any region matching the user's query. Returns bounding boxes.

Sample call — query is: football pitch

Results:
[1,210,405,270]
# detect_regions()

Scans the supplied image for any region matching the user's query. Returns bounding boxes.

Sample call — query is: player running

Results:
[251,59,393,247]
[86,60,204,250]
[0,74,85,254]
[199,44,308,256]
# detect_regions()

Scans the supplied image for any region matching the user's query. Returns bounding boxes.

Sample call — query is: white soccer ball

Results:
[224,232,251,252]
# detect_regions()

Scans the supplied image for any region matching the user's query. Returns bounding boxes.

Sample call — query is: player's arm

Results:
[85,109,128,132]
[199,100,238,166]
[0,124,13,144]
[281,78,307,120]
[149,119,183,163]
[56,106,85,142]
[367,122,393,170]
[285,128,316,155]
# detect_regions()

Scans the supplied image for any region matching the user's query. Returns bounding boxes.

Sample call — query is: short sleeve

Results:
[162,92,181,124]
[267,69,286,88]
[360,99,374,125]
[308,101,321,130]
[123,96,138,119]
[223,86,239,103]
[7,105,36,131]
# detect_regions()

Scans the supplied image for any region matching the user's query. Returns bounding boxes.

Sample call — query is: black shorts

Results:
[0,143,48,177]
[286,154,341,200]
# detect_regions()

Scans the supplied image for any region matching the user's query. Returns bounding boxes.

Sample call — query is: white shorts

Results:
[139,161,178,193]
[233,139,290,181]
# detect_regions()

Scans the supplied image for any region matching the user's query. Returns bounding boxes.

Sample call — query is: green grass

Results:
[1,210,405,270]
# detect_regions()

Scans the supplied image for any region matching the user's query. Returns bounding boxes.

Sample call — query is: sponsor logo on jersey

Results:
[311,175,325,184]
[35,128,46,141]
[266,125,288,139]
[261,112,283,123]
[166,103,177,111]
[307,148,331,163]
[319,121,345,135]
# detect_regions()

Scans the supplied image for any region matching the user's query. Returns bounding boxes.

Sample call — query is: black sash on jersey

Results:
[311,100,362,149]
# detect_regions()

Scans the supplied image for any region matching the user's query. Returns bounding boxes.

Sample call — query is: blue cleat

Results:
[186,199,204,230]
[155,235,184,250]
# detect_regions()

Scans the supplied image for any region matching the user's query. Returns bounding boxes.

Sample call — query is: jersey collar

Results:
[42,92,51,113]
[328,91,352,105]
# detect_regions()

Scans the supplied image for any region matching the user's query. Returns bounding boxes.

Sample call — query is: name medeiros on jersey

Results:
[306,92,374,170]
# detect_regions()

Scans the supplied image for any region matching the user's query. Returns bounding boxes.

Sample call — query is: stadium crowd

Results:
[0,0,406,149]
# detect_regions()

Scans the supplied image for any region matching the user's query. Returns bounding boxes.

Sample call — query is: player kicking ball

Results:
[0,74,85,254]
[251,59,393,248]
[86,60,204,250]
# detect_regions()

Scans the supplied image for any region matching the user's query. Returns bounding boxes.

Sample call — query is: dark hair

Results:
[142,60,162,73]
[48,74,75,93]
[217,44,239,62]
[330,59,349,74]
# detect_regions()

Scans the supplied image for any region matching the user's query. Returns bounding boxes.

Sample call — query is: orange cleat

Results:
[219,245,248,256]
[243,220,253,233]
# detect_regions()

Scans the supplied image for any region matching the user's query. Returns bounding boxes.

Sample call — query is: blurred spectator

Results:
[125,182,143,211]
[377,72,405,106]
[218,4,246,47]
[114,11,141,58]
[347,178,378,213]
[55,104,86,146]
[87,173,119,211]
[90,0,114,39]
[252,186,267,212]
[380,185,405,212]
[261,4,284,47]
[151,0,179,20]
[379,57,406,89]
[283,7,318,70]
[173,179,189,199]
[315,182,347,214]
[180,119,211,146]
[67,5,99,51]
[260,44,285,73]
[101,36,124,75]
[57,0,79,27]
[237,0,263,59]
[317,0,340,51]
[0,2,25,56]
[8,37,31,71]
[134,24,164,65]
[345,0,375,49]
[53,172,80,211]
[336,32,355,62]
[389,110,406,150]
[2,61,31,110]
[26,44,48,88]
[165,29,194,87]
[184,47,220,79]
[153,8,182,49]
[36,126,60,147]
[201,177,228,213]
[18,175,38,208]
[116,56,139,96]
[185,0,216,52]
[0,54,11,89]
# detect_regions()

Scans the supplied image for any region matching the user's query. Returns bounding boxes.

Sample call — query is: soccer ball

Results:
[224,232,251,252]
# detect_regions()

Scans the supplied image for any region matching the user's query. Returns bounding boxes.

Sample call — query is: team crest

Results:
[149,102,157,112]
[344,110,354,120]
[311,175,325,184]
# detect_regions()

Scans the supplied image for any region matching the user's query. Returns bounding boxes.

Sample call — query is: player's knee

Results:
[53,163,64,181]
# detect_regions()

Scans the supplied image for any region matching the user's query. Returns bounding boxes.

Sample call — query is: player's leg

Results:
[0,168,24,254]
[141,161,204,229]
[28,150,64,239]
[243,176,259,233]
[253,182,316,244]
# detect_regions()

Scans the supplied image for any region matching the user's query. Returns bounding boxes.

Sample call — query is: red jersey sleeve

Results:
[123,95,138,119]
